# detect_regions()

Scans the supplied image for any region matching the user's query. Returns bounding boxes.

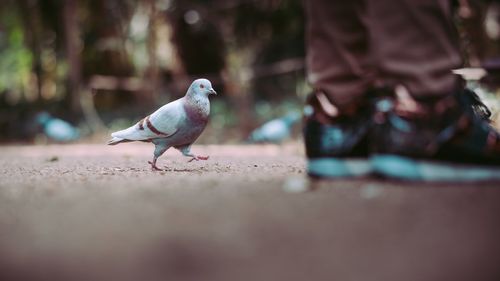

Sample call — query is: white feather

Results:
[111,98,185,141]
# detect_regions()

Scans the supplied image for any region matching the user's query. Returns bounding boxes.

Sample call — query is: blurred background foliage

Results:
[1,0,500,143]
[0,0,307,143]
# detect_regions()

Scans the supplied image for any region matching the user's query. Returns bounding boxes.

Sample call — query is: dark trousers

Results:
[305,0,463,108]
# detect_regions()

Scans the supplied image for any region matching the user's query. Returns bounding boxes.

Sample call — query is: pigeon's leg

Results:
[148,157,162,171]
[148,142,170,171]
[178,145,209,162]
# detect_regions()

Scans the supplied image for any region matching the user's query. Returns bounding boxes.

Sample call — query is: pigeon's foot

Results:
[188,155,210,162]
[148,161,164,171]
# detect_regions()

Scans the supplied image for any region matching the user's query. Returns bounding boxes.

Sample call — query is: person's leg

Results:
[304,0,500,181]
[304,0,376,178]
[368,0,500,181]
[305,0,375,109]
[370,0,462,98]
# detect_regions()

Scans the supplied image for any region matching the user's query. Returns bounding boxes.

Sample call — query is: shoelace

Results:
[463,89,492,121]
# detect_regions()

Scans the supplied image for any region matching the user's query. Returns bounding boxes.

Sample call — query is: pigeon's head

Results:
[35,112,52,125]
[282,111,301,125]
[189,78,217,97]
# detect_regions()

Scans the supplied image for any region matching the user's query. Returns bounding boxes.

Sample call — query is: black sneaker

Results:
[303,90,373,178]
[371,85,500,182]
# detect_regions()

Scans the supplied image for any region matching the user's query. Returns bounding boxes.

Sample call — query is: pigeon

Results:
[108,78,217,170]
[248,111,301,143]
[35,112,80,142]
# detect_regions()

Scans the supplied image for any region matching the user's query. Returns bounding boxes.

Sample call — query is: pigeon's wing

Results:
[111,99,185,141]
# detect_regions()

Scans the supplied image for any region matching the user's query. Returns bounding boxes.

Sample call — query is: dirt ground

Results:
[0,143,499,281]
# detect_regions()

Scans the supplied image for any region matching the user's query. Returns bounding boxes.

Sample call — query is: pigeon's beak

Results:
[209,88,217,95]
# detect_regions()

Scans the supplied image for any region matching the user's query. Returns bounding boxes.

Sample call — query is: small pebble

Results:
[47,156,59,162]
[283,176,310,193]
[360,184,382,199]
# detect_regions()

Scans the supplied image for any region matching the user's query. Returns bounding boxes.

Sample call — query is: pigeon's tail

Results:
[107,137,129,145]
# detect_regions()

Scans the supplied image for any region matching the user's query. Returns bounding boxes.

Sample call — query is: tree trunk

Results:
[18,0,43,101]
[146,0,160,103]
[63,0,82,115]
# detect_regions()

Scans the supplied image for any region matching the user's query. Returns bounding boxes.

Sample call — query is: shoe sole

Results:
[372,154,500,182]
[307,158,372,178]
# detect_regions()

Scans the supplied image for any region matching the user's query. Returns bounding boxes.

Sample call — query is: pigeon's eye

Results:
[200,84,205,89]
